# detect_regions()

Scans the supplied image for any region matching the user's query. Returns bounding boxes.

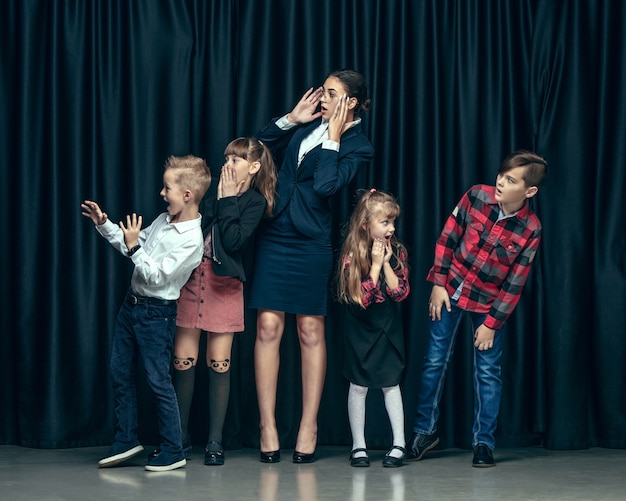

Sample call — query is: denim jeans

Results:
[109,293,182,455]
[413,301,505,450]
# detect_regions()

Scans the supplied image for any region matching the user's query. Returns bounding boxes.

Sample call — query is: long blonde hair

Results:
[337,189,407,307]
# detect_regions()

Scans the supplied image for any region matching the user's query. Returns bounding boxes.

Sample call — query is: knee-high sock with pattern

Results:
[173,364,196,441]
[382,385,405,458]
[348,382,369,458]
[207,367,230,451]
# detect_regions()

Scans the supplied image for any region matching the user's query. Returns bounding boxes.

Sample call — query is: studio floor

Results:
[0,444,625,500]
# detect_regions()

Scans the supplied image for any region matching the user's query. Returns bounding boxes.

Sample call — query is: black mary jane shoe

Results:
[349,448,370,467]
[260,450,281,463]
[204,440,225,466]
[292,450,316,464]
[382,445,406,468]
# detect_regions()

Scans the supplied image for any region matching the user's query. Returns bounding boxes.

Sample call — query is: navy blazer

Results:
[258,118,374,243]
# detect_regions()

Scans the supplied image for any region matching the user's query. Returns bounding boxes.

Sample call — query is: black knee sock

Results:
[207,369,230,450]
[173,365,196,440]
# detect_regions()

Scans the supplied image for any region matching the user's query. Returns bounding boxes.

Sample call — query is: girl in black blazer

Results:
[166,138,276,466]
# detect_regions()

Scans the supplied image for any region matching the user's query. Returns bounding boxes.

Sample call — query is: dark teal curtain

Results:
[1,0,624,451]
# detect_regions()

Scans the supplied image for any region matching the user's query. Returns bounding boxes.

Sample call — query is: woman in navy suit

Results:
[249,69,374,463]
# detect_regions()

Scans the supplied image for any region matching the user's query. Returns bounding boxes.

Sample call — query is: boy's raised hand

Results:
[81,200,108,226]
[120,213,142,250]
[428,284,451,321]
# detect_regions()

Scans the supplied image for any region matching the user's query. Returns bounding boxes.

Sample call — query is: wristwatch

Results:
[127,244,141,257]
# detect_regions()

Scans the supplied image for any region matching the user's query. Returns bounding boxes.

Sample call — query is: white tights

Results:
[347,382,406,458]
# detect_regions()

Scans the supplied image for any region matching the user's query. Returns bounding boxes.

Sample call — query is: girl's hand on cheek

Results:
[382,240,392,264]
[371,238,385,266]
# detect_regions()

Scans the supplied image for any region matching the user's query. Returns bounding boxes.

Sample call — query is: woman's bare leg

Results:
[295,314,326,454]
[255,309,285,452]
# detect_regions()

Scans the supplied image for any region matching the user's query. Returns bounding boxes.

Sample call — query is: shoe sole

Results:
[98,445,144,468]
[472,462,496,468]
[405,437,440,462]
[145,458,187,472]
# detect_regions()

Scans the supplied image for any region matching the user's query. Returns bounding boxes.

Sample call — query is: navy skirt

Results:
[249,214,333,316]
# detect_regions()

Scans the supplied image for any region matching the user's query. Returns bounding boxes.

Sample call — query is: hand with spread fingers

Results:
[286,86,323,124]
[120,212,143,250]
[81,200,108,226]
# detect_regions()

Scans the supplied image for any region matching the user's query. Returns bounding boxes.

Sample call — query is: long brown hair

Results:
[337,189,407,307]
[223,137,277,216]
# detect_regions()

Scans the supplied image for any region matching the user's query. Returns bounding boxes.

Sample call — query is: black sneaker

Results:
[472,444,495,467]
[405,432,440,461]
[98,443,144,468]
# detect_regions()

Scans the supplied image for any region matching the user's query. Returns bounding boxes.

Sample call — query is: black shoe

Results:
[204,440,225,466]
[349,448,370,467]
[293,450,316,464]
[260,450,281,463]
[472,444,495,467]
[405,432,440,461]
[382,445,406,468]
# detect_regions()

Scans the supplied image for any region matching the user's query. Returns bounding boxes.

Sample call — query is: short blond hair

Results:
[164,155,211,201]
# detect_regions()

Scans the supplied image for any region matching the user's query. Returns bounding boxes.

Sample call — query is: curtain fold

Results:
[1,0,624,450]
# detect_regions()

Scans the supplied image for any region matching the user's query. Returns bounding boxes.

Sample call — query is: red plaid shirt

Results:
[427,185,541,330]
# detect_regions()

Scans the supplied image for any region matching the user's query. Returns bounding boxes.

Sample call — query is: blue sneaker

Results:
[147,435,192,461]
[98,442,144,468]
[145,450,186,472]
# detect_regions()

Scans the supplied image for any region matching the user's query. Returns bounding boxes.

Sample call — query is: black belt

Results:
[127,294,176,306]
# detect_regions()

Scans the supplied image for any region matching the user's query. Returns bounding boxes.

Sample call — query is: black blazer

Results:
[199,189,266,281]
[258,118,374,243]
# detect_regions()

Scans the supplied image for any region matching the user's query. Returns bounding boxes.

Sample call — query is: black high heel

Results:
[292,450,316,464]
[260,450,281,463]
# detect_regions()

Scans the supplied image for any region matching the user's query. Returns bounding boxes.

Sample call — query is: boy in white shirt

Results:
[81,155,211,472]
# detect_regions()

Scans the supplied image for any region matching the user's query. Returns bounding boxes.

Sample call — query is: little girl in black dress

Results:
[337,189,410,467]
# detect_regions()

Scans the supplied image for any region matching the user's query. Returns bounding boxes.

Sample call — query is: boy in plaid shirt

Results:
[407,150,547,467]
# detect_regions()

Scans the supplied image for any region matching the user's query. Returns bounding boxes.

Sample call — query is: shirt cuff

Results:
[322,139,340,151]
[276,114,297,130]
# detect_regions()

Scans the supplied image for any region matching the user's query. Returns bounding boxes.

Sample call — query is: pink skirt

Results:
[176,257,244,332]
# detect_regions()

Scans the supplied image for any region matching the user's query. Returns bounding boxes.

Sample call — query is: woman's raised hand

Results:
[327,94,350,142]
[287,87,323,124]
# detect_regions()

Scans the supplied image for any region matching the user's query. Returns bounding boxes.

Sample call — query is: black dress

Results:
[342,275,408,389]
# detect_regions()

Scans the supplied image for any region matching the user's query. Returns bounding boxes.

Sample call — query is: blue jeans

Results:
[109,293,182,455]
[413,301,505,450]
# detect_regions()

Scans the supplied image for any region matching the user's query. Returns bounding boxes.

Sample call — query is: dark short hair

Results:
[498,150,547,187]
